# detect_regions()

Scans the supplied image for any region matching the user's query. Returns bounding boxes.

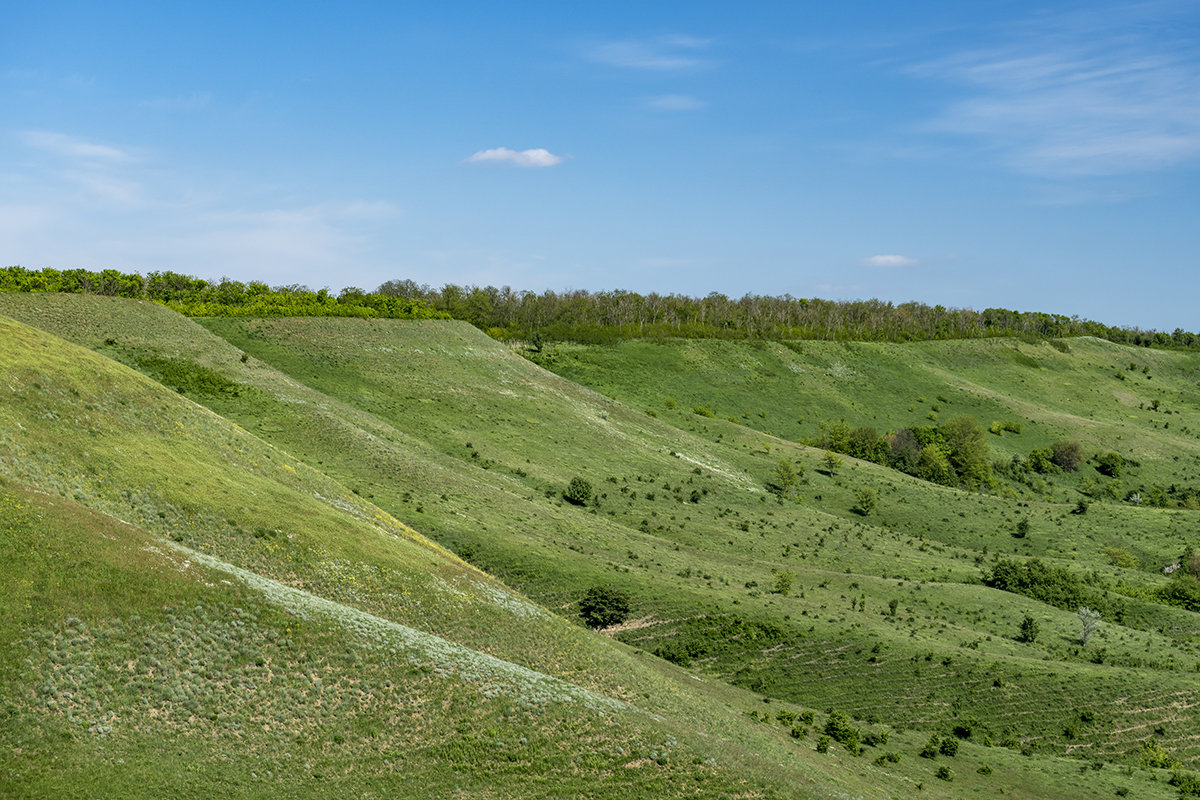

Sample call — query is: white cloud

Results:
[22,131,136,163]
[584,35,712,70]
[913,6,1200,177]
[862,254,917,267]
[645,94,707,111]
[465,147,565,168]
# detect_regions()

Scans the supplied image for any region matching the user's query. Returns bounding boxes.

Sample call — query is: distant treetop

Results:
[2,265,1194,349]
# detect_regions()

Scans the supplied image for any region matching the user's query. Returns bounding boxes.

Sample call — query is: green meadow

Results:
[2,291,1199,798]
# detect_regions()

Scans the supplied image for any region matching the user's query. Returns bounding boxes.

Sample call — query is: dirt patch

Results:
[599,616,663,636]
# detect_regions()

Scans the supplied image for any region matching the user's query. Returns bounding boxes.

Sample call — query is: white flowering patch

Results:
[471,581,549,619]
[167,541,626,711]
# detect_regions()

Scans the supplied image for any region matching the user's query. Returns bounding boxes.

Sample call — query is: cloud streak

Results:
[22,131,137,163]
[863,254,917,267]
[913,6,1200,177]
[645,94,707,112]
[583,35,712,71]
[465,147,565,168]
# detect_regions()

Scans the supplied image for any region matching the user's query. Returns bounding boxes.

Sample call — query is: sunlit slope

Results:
[0,479,827,800]
[0,307,1133,800]
[185,314,1200,764]
[3,295,1199,782]
[532,336,1200,498]
[1,313,868,798]
[4,482,1168,800]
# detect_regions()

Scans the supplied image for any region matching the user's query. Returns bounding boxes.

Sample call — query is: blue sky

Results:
[3,1,1198,330]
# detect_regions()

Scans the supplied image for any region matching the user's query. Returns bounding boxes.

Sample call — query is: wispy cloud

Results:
[4,130,401,283]
[863,254,917,267]
[913,6,1200,177]
[22,130,137,163]
[645,94,707,112]
[19,130,147,206]
[584,35,712,71]
[465,147,565,168]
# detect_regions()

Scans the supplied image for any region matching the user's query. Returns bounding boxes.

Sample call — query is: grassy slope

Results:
[0,294,1195,797]
[0,312,831,799]
[530,336,1200,503]
[172,314,1200,762]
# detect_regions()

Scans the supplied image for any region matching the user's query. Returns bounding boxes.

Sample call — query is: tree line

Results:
[3,265,1196,348]
[0,266,447,320]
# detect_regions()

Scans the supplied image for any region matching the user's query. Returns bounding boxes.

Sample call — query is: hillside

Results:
[2,293,1199,797]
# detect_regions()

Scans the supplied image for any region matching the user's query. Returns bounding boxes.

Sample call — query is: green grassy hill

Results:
[2,293,1199,798]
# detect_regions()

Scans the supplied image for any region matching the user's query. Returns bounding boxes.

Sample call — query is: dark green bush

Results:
[578,585,631,629]
[564,477,593,506]
[823,711,861,754]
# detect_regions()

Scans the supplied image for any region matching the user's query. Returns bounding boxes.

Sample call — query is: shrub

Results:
[853,488,877,516]
[772,569,795,596]
[579,585,631,629]
[823,711,862,754]
[769,459,801,497]
[1051,440,1084,471]
[1094,452,1124,478]
[564,477,593,506]
[935,765,953,781]
[1160,571,1200,612]
[1169,768,1200,796]
[1104,547,1139,569]
[1138,740,1177,769]
[985,558,1088,609]
[939,737,959,757]
[1026,447,1060,474]
[816,736,830,753]
[919,734,940,758]
[863,730,890,747]
[1018,614,1039,643]
[941,416,992,487]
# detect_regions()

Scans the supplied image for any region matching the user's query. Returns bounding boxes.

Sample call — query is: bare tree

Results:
[1077,606,1101,646]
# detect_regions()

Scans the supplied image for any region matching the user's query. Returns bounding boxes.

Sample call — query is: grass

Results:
[1,292,1198,797]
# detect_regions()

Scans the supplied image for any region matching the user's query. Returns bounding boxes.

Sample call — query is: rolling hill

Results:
[2,291,1199,798]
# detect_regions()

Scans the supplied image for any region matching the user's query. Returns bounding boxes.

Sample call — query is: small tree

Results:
[1014,518,1031,538]
[771,459,801,497]
[854,488,877,516]
[823,711,862,754]
[579,585,631,629]
[564,476,593,506]
[823,450,843,476]
[1018,614,1039,643]
[1094,452,1124,478]
[1077,606,1101,646]
[772,569,795,596]
[1050,439,1083,471]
